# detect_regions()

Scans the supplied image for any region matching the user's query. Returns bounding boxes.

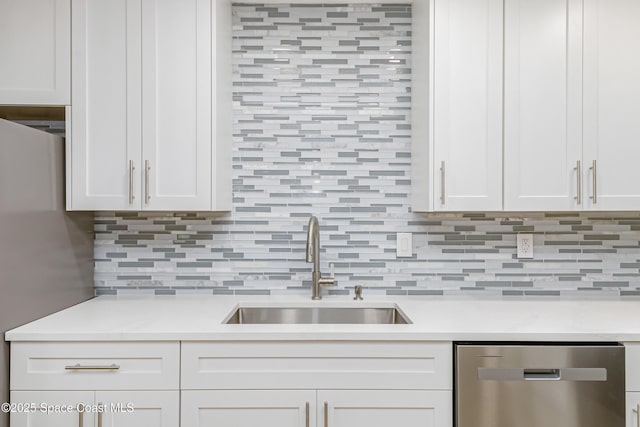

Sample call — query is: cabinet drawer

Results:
[11,342,180,391]
[182,341,452,390]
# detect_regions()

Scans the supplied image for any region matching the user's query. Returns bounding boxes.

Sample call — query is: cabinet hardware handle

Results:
[440,161,446,205]
[145,160,151,204]
[97,403,103,427]
[575,160,581,205]
[78,404,83,427]
[129,160,135,205]
[324,402,329,427]
[590,160,597,204]
[305,402,310,427]
[634,403,640,427]
[65,364,120,371]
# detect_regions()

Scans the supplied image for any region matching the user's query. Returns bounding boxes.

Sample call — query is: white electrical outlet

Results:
[517,233,534,259]
[397,233,412,258]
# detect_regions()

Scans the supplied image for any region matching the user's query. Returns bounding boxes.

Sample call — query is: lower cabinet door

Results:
[627,393,640,427]
[181,390,317,427]
[95,391,179,427]
[10,390,94,427]
[317,390,452,427]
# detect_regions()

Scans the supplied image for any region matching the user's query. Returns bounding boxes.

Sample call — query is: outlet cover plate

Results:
[397,233,412,258]
[517,233,534,259]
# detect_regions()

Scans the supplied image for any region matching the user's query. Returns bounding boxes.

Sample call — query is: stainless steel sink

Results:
[223,306,411,324]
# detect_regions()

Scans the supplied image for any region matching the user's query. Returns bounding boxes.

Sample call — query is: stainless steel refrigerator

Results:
[0,119,94,427]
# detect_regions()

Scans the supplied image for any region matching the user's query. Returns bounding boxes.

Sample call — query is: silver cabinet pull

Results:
[128,160,135,205]
[97,403,103,427]
[634,403,640,427]
[590,160,597,204]
[575,160,581,205]
[440,161,446,205]
[305,402,310,427]
[145,160,151,204]
[78,405,84,427]
[324,402,329,427]
[65,364,120,371]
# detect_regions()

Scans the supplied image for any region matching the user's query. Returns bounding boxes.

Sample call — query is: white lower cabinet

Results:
[10,390,178,427]
[96,391,179,427]
[182,390,316,427]
[182,390,451,427]
[626,343,640,427]
[181,341,453,427]
[626,393,640,427]
[10,391,92,427]
[11,341,452,427]
[10,342,180,427]
[319,390,451,427]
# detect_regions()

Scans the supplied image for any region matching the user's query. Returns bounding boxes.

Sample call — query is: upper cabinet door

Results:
[432,0,503,211]
[70,0,142,210]
[141,0,212,211]
[0,0,70,105]
[504,0,583,211]
[583,0,640,210]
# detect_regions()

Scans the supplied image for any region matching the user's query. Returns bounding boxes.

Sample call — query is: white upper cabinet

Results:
[0,0,70,105]
[416,0,640,212]
[70,0,142,210]
[68,0,231,211]
[141,0,212,210]
[431,0,503,211]
[583,0,640,210]
[504,0,583,211]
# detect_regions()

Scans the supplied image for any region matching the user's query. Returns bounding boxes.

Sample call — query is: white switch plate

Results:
[517,233,534,259]
[397,233,412,258]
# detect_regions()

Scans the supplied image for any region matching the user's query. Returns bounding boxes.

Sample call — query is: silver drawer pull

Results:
[634,403,640,427]
[97,403,103,427]
[128,160,135,205]
[145,160,151,204]
[305,402,310,427]
[65,364,120,371]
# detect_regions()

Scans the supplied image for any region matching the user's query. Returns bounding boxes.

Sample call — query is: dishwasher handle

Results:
[478,367,607,382]
[523,369,560,380]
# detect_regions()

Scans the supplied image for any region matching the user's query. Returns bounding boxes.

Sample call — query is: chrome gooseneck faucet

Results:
[306,215,335,300]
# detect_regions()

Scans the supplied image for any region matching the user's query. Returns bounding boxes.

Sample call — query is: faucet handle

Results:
[318,277,335,287]
[354,285,363,301]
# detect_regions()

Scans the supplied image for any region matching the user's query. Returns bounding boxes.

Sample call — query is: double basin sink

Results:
[224,305,411,325]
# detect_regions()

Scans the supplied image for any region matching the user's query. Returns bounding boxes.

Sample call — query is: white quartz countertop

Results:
[6,295,640,342]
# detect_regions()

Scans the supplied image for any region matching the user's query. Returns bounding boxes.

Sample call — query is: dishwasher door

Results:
[455,344,624,427]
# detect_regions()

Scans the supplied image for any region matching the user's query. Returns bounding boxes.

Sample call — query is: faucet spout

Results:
[306,215,319,264]
[305,215,334,300]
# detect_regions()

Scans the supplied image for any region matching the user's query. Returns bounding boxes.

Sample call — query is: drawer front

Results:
[181,341,452,390]
[11,342,180,391]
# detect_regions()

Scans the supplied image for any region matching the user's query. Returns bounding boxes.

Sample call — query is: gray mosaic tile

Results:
[93,4,640,298]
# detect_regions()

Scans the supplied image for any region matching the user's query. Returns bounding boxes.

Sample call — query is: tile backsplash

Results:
[94,4,640,297]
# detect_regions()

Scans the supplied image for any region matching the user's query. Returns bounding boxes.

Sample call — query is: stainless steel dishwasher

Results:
[455,343,625,427]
